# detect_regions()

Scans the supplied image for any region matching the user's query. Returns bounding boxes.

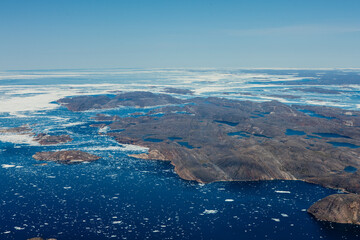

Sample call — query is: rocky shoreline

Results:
[308,194,360,225]
[56,91,360,224]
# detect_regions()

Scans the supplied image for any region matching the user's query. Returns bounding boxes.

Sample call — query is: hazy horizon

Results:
[1,0,359,70]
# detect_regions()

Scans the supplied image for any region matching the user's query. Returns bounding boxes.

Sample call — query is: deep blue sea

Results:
[0,69,360,239]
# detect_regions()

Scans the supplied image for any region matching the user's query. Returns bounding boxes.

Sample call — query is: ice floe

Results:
[0,133,38,145]
[1,164,16,168]
[14,227,24,230]
[62,122,87,127]
[275,190,291,194]
[203,209,218,214]
[99,126,109,134]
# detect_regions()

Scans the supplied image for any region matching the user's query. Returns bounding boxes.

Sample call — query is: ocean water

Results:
[0,68,360,240]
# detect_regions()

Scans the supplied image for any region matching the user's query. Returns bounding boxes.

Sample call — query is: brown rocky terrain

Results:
[33,150,101,164]
[34,133,72,145]
[0,124,32,134]
[308,194,360,225]
[58,91,360,224]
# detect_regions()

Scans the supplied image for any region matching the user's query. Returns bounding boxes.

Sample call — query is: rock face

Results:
[308,194,360,225]
[34,133,72,145]
[33,150,100,164]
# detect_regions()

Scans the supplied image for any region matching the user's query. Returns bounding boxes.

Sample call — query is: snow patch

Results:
[119,144,149,152]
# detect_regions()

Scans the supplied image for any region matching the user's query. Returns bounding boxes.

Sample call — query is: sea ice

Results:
[1,164,16,168]
[203,209,218,214]
[275,190,291,194]
[0,133,39,145]
[99,126,109,133]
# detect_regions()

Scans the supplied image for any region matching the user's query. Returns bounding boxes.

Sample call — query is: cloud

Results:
[226,25,360,37]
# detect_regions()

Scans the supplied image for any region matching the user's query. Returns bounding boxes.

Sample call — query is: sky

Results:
[0,0,359,70]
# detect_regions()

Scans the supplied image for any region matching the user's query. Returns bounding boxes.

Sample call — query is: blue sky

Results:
[0,0,359,69]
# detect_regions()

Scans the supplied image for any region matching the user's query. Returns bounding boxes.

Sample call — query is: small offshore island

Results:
[33,150,101,164]
[58,91,360,225]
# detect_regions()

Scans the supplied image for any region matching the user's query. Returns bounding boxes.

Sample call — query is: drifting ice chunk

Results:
[1,164,16,168]
[275,190,291,194]
[203,209,218,214]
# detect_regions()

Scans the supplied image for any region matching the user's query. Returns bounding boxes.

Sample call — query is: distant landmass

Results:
[57,91,360,224]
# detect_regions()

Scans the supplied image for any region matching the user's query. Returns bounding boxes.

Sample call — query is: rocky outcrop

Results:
[308,194,360,225]
[34,133,72,145]
[129,149,169,161]
[33,150,100,164]
[162,87,194,95]
[0,124,32,134]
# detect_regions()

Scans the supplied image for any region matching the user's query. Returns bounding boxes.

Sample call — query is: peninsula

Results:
[58,91,360,224]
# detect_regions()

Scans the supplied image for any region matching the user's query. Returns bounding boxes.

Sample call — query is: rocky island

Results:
[0,124,33,134]
[58,91,360,224]
[34,133,72,145]
[308,194,360,225]
[33,150,101,164]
